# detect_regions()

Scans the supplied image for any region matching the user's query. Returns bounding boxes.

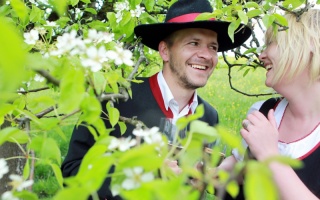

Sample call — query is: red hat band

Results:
[167,13,215,23]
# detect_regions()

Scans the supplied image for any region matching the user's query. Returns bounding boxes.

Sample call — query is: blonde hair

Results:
[265,9,320,85]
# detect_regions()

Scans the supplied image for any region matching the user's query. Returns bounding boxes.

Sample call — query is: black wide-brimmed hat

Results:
[134,0,252,52]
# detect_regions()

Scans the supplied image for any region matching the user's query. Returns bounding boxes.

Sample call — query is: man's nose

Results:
[197,47,213,60]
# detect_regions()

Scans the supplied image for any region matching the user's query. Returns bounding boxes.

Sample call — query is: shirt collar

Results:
[157,71,198,113]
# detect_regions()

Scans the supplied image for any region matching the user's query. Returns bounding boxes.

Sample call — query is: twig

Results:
[128,43,147,81]
[34,69,60,86]
[17,87,50,94]
[35,106,57,118]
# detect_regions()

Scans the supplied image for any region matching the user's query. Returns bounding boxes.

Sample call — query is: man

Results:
[61,0,251,199]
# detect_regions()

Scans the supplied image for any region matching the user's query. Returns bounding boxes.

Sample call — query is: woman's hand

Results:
[240,109,279,161]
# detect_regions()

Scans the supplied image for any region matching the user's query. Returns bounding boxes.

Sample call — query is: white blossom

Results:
[24,29,39,45]
[1,191,19,200]
[114,1,129,12]
[50,30,85,56]
[81,46,108,72]
[34,74,45,82]
[101,32,114,43]
[34,26,47,35]
[111,184,121,196]
[45,21,57,27]
[0,158,9,180]
[84,30,114,44]
[75,8,83,19]
[115,12,123,23]
[107,46,134,66]
[108,137,137,152]
[122,167,154,190]
[133,127,164,146]
[9,174,34,191]
[130,5,145,18]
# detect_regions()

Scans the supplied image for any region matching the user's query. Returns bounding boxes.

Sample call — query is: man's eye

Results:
[209,45,218,51]
[189,42,198,46]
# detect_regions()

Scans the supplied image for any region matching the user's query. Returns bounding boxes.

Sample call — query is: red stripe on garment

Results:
[149,73,173,118]
[299,141,320,160]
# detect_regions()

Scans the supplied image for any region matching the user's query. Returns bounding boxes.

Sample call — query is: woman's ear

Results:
[158,41,169,62]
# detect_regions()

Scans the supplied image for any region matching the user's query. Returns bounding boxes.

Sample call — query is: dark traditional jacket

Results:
[61,77,219,199]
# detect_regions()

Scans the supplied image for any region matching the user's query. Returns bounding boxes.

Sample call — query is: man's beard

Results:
[169,57,202,90]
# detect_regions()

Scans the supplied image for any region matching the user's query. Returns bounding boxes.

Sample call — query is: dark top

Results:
[61,77,219,199]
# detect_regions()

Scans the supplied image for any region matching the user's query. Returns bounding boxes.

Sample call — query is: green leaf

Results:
[264,155,303,169]
[237,10,248,24]
[0,103,15,117]
[216,126,244,153]
[0,5,11,17]
[51,163,64,188]
[53,187,90,200]
[87,20,109,31]
[29,5,43,23]
[282,0,304,10]
[245,2,259,8]
[80,0,91,3]
[69,0,80,6]
[226,180,240,198]
[128,0,142,8]
[245,161,279,200]
[92,72,107,95]
[262,14,276,29]
[49,0,68,16]
[273,13,288,27]
[36,118,60,131]
[0,127,29,145]
[117,144,162,171]
[118,121,127,135]
[79,95,102,124]
[56,16,70,28]
[121,177,198,200]
[106,102,120,127]
[10,0,29,22]
[0,18,27,103]
[29,136,62,165]
[195,12,215,21]
[75,144,114,191]
[175,104,204,130]
[228,18,241,43]
[243,48,256,55]
[58,69,85,113]
[246,9,262,19]
[84,7,97,14]
[14,190,38,200]
[189,120,218,144]
[23,159,30,180]
[142,0,155,12]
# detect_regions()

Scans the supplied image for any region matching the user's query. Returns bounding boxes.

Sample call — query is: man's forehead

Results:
[174,28,218,41]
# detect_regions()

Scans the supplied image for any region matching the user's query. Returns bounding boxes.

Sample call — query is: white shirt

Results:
[157,71,198,124]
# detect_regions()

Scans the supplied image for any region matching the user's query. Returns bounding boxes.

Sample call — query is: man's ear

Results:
[158,41,169,62]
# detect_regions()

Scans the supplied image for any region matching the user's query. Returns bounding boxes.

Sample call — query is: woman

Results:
[219,9,320,200]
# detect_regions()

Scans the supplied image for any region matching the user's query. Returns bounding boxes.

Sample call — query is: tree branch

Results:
[35,69,60,86]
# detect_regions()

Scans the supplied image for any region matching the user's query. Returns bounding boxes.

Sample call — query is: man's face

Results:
[160,28,219,90]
